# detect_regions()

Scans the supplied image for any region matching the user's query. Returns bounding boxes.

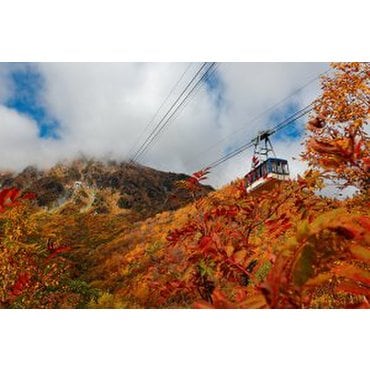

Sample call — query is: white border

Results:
[1,309,369,370]
[1,1,369,369]
[0,0,369,61]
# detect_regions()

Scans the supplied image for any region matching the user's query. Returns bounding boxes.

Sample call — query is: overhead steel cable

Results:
[127,63,193,159]
[203,102,314,169]
[138,63,221,158]
[207,104,314,169]
[205,142,255,169]
[208,105,314,169]
[133,62,217,162]
[131,62,215,162]
[185,67,330,168]
[269,102,314,134]
[131,62,209,162]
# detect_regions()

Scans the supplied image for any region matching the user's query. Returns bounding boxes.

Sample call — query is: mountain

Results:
[0,159,215,308]
[0,159,213,219]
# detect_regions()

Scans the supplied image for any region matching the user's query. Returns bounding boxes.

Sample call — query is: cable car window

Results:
[261,164,266,177]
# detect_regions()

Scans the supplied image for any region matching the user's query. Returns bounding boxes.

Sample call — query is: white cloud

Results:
[0,105,40,170]
[0,62,329,187]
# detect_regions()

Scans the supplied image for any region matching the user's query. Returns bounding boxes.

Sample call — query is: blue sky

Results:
[5,65,60,139]
[269,101,305,141]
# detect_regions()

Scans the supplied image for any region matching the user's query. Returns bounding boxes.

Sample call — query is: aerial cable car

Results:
[244,130,290,193]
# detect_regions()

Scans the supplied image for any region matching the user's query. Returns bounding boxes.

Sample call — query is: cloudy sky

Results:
[0,62,328,187]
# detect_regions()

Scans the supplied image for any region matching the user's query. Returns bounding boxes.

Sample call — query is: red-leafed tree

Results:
[159,69,370,308]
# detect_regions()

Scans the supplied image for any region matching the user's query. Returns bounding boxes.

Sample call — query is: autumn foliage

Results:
[303,62,369,190]
[0,188,97,308]
[159,171,369,308]
[0,62,369,308]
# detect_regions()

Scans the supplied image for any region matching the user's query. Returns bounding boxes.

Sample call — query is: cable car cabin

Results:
[244,158,289,193]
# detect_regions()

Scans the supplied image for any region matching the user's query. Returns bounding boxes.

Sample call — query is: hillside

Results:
[0,159,213,219]
[76,175,370,308]
[0,165,368,308]
[0,161,215,308]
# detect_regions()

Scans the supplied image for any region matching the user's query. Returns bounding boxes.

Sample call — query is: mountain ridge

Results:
[0,159,213,219]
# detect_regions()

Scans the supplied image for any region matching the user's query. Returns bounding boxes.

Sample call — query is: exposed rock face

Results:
[29,177,66,207]
[0,159,213,218]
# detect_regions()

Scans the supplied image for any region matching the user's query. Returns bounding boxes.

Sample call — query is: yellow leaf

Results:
[225,244,234,258]
[233,249,247,265]
[304,272,333,287]
[296,220,310,242]
[349,245,370,263]
[334,263,370,286]
[241,293,267,308]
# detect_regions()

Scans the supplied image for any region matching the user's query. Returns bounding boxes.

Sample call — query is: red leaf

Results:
[10,272,31,297]
[0,188,37,213]
[335,280,370,297]
[198,236,213,250]
[22,192,37,200]
[46,246,72,262]
[0,188,21,210]
[333,264,370,286]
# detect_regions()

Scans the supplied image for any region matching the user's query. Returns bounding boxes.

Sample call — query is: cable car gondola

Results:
[244,130,290,193]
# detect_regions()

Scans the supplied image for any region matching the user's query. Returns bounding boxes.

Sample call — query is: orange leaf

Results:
[225,244,234,258]
[349,245,370,263]
[335,280,370,297]
[333,264,370,286]
[233,249,247,265]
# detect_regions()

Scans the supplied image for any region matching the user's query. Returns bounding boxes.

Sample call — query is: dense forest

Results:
[0,62,369,308]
